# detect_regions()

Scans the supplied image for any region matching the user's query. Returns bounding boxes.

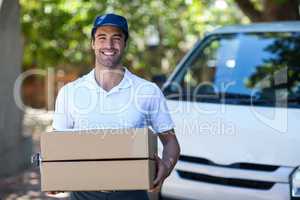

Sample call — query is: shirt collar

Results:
[85,67,133,92]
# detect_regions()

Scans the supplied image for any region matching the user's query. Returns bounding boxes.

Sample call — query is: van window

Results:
[164,32,300,108]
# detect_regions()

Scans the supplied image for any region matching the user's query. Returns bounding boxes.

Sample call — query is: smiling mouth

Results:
[101,50,116,56]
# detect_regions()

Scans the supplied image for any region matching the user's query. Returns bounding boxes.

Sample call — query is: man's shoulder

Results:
[58,71,93,93]
[129,71,161,94]
[130,72,151,84]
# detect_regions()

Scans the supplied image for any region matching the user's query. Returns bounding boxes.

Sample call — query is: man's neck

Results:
[94,65,125,92]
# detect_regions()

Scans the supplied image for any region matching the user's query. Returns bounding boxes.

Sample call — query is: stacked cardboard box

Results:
[40,128,157,191]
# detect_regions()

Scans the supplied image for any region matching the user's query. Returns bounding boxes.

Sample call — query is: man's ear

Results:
[91,39,95,50]
[124,39,128,49]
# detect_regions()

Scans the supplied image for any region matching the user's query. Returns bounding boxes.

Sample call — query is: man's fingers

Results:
[154,154,161,162]
[149,180,162,192]
[45,191,64,196]
[46,192,58,195]
[153,176,160,186]
[149,184,160,192]
[153,166,164,185]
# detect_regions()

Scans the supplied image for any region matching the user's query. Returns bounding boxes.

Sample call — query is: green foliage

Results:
[20,0,247,78]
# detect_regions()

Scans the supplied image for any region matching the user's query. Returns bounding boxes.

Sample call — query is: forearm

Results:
[160,132,180,175]
[150,130,180,190]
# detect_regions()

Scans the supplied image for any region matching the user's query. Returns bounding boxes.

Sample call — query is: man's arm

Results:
[150,129,180,192]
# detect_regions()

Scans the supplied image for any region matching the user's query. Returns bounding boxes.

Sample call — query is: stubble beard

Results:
[95,50,123,69]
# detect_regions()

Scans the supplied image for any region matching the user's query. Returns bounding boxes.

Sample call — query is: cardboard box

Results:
[40,128,157,191]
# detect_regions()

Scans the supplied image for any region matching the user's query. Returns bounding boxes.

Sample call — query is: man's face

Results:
[92,26,126,69]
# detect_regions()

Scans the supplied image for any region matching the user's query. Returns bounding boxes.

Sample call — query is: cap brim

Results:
[95,23,128,34]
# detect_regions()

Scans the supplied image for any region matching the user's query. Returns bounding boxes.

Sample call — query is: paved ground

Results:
[0,168,70,200]
[0,108,70,200]
[0,108,160,200]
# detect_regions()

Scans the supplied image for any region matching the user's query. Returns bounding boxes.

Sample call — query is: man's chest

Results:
[69,90,149,129]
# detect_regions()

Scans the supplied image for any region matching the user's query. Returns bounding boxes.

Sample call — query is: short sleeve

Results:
[52,84,74,130]
[147,85,175,134]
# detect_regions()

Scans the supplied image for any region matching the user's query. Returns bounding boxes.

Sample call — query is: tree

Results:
[20,0,246,79]
[0,0,32,177]
[234,0,300,22]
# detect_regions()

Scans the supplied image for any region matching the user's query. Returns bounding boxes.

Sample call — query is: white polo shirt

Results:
[52,67,174,134]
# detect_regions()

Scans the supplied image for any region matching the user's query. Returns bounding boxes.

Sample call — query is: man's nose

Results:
[104,38,113,48]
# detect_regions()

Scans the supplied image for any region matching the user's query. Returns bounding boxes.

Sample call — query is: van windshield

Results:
[165,32,300,108]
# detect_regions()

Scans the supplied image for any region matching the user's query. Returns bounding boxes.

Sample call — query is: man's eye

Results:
[113,37,121,41]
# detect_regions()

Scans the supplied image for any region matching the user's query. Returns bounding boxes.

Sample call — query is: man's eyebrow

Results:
[96,33,106,37]
[95,33,123,37]
[112,33,122,37]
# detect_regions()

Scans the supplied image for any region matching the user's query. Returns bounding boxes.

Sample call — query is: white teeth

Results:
[102,51,114,56]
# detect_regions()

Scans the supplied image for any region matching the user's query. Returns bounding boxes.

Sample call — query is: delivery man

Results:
[51,13,180,200]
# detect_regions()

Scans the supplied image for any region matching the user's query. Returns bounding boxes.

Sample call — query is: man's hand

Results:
[149,129,180,193]
[149,154,171,192]
[45,191,64,196]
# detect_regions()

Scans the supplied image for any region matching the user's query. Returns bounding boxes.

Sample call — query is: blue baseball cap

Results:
[91,13,129,41]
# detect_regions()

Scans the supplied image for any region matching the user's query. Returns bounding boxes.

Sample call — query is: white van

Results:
[159,22,300,200]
